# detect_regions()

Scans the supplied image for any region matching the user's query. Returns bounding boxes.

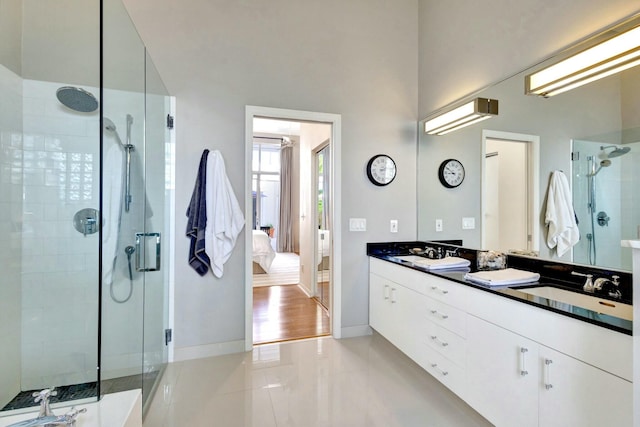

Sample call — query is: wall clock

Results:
[438,158,465,188]
[366,154,397,186]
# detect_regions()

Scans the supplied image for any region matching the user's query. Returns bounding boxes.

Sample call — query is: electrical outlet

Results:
[390,220,398,233]
[435,219,443,232]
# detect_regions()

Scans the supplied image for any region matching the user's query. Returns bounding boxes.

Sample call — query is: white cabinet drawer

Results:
[418,345,465,398]
[423,274,467,305]
[423,297,466,338]
[422,321,466,367]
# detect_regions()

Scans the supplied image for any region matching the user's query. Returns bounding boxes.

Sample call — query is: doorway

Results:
[481,130,540,253]
[245,107,341,348]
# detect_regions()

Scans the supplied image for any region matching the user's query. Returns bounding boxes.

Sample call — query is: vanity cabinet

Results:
[537,345,632,427]
[466,314,632,427]
[369,267,424,360]
[466,315,539,427]
[368,258,633,427]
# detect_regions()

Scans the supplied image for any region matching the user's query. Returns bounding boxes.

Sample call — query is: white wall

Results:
[123,0,419,353]
[418,0,640,118]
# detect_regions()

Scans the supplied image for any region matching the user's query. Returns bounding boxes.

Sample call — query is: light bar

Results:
[424,98,499,135]
[525,23,640,97]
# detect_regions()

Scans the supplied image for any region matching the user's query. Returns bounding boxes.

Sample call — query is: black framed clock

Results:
[366,154,397,186]
[438,159,465,188]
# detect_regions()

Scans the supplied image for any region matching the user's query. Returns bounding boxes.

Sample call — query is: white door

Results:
[538,346,632,427]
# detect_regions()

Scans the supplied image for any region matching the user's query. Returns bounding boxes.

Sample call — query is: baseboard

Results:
[297,283,313,297]
[173,339,246,362]
[340,325,373,338]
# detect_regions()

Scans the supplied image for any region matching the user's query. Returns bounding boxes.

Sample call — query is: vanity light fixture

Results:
[525,21,640,97]
[424,98,499,135]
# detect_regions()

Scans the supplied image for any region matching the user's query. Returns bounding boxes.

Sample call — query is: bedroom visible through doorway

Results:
[250,117,332,345]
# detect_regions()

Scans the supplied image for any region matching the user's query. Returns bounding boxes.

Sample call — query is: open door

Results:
[315,144,331,310]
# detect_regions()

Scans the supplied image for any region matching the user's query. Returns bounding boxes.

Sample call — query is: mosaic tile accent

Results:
[1,371,159,412]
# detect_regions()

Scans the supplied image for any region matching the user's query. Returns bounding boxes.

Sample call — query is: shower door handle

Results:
[135,232,161,272]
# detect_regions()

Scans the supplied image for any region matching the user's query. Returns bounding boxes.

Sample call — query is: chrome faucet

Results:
[7,389,86,427]
[571,271,594,292]
[609,275,622,299]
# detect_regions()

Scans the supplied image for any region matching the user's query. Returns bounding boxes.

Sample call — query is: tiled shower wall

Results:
[20,79,100,390]
[0,65,23,409]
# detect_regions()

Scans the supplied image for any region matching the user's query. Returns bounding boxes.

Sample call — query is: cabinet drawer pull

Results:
[429,309,449,320]
[544,358,554,390]
[520,347,529,376]
[430,363,449,376]
[391,288,397,303]
[430,335,449,347]
[430,286,449,295]
[384,285,390,300]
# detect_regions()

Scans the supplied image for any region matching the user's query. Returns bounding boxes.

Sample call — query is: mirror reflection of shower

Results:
[584,144,631,265]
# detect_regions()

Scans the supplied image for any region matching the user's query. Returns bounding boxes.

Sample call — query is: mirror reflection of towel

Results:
[545,171,579,257]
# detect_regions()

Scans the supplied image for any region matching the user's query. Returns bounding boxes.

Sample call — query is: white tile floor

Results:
[143,334,493,427]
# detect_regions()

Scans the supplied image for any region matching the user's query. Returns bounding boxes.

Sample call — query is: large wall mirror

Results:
[418,13,640,272]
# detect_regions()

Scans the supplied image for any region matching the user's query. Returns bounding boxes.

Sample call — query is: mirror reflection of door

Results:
[315,144,330,310]
[482,131,539,253]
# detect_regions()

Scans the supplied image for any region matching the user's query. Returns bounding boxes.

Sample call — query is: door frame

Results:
[244,106,342,350]
[481,129,540,252]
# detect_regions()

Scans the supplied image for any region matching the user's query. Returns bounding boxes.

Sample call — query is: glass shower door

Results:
[102,0,170,414]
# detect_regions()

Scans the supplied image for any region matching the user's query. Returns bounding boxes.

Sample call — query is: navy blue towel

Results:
[186,149,211,276]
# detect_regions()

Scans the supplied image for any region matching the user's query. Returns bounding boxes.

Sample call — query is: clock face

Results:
[367,154,396,186]
[438,159,465,188]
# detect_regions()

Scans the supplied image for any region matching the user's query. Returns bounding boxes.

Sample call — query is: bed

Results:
[252,229,276,274]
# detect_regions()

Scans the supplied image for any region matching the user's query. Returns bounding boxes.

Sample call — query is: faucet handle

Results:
[63,407,87,425]
[33,388,57,417]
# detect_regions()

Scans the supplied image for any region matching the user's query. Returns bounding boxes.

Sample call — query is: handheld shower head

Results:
[587,158,612,176]
[600,145,631,159]
[103,117,124,146]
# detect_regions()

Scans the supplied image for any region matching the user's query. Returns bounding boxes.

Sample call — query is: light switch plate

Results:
[390,220,398,233]
[349,218,367,231]
[462,217,475,230]
[435,219,443,232]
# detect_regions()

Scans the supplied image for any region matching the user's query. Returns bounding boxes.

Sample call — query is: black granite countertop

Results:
[367,241,632,335]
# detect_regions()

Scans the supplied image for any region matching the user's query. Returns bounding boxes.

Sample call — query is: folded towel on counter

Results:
[464,268,540,287]
[413,256,471,270]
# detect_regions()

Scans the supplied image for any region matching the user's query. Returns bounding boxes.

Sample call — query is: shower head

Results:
[587,157,612,176]
[56,86,98,113]
[600,145,631,159]
[103,117,124,146]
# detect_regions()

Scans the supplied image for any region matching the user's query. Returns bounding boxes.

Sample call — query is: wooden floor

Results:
[253,285,330,345]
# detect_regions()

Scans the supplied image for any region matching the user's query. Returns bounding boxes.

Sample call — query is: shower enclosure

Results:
[0,0,172,418]
[572,140,636,270]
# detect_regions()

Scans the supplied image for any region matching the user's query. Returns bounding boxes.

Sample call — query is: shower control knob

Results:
[597,211,610,227]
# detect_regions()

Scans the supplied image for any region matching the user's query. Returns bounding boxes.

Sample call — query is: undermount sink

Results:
[517,286,632,321]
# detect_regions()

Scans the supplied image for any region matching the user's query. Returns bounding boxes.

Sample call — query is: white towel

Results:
[464,268,540,287]
[545,171,579,257]
[205,150,245,278]
[412,256,471,270]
